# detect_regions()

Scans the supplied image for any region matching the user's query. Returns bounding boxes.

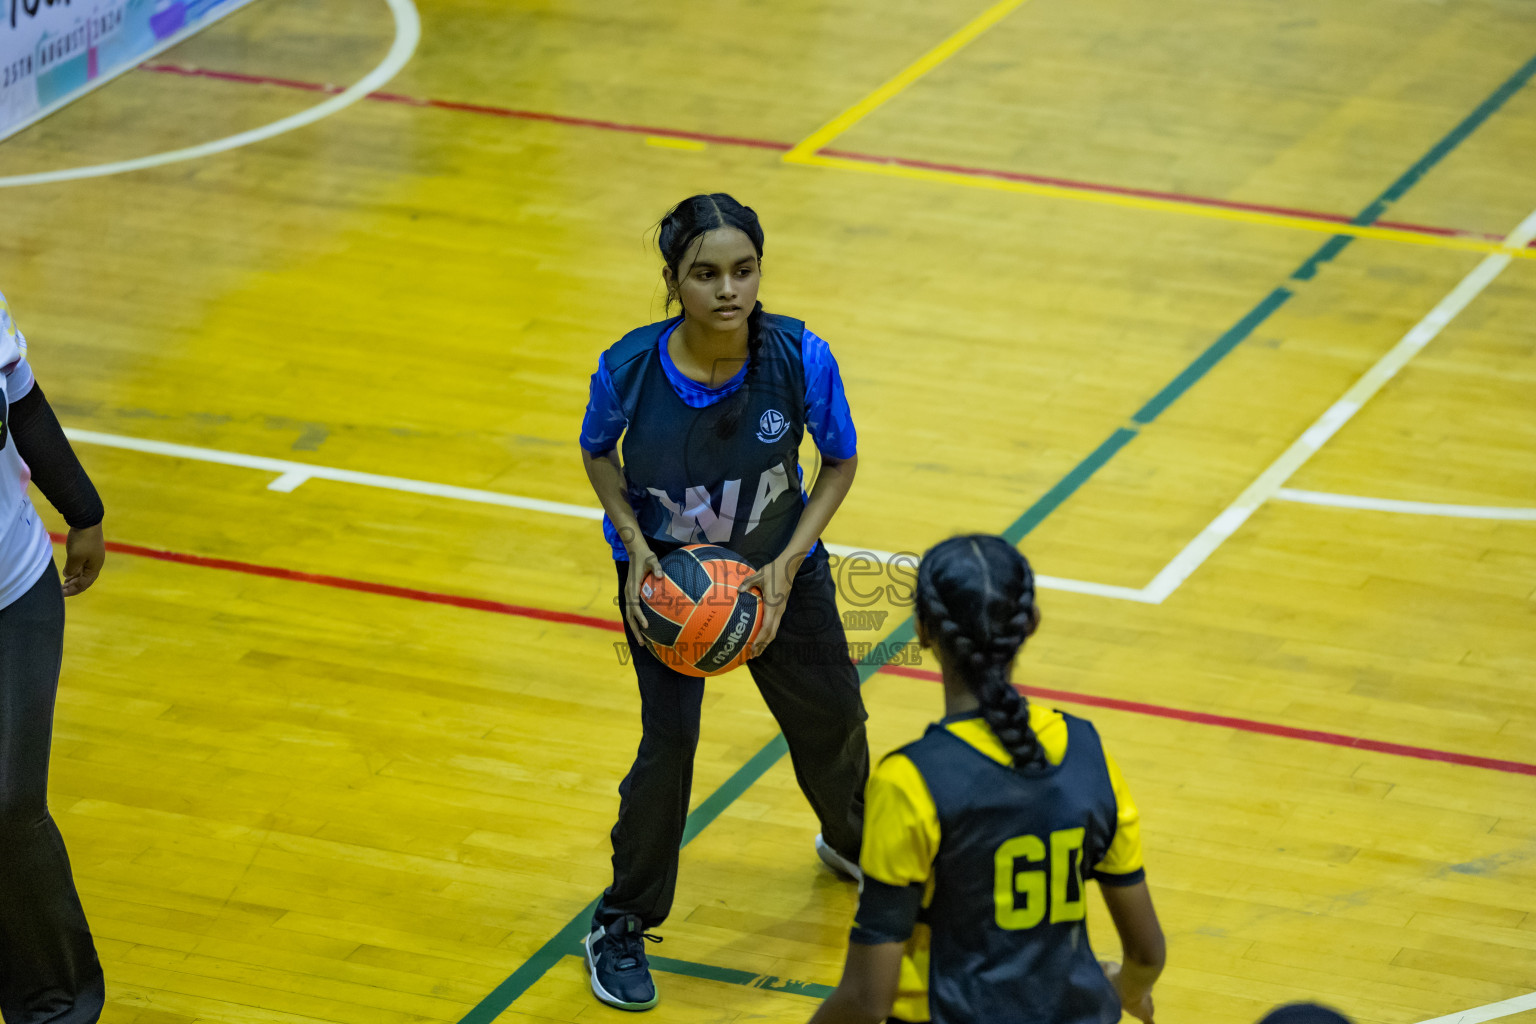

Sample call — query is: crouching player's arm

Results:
[1100,881,1165,1023]
[1094,748,1165,1024]
[811,752,934,1024]
[810,877,921,1024]
[811,937,905,1024]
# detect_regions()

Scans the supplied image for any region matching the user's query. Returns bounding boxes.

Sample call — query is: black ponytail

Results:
[916,535,1044,772]
[656,193,765,439]
[715,300,765,439]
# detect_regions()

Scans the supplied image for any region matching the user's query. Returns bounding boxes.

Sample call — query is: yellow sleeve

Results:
[860,752,940,887]
[859,752,937,1024]
[1094,746,1145,879]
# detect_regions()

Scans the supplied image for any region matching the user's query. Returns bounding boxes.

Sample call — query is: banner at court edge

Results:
[1,0,260,142]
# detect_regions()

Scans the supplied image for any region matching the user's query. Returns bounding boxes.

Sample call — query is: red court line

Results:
[138,63,791,151]
[135,62,1526,247]
[63,532,1536,778]
[57,534,623,634]
[819,149,1479,240]
[880,663,1536,777]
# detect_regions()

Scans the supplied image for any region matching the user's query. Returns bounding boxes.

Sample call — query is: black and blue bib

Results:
[602,314,810,568]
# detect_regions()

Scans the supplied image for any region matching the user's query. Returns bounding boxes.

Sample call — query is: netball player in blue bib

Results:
[579,194,871,1011]
[810,536,1165,1024]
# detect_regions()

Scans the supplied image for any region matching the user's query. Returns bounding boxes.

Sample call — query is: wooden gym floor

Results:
[1,0,1534,1021]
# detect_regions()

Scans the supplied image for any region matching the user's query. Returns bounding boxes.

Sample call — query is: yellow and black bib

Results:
[898,711,1123,1024]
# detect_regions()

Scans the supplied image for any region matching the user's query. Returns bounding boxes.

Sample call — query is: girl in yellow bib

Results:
[811,535,1165,1024]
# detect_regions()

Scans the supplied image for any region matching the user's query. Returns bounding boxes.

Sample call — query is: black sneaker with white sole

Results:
[585,913,660,1011]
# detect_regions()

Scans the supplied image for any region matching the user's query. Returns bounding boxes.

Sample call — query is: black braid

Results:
[654,194,765,440]
[916,535,1044,772]
[713,300,763,439]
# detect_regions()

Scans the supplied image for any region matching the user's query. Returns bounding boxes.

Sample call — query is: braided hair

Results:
[657,193,764,439]
[916,535,1044,772]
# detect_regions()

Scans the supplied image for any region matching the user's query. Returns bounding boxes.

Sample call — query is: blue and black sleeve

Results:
[580,358,628,455]
[801,330,857,460]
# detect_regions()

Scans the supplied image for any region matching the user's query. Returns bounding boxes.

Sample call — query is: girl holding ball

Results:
[578,194,871,1012]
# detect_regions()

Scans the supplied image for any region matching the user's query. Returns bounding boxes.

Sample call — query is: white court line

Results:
[64,428,606,520]
[62,427,1154,601]
[819,542,1159,603]
[1415,990,1536,1024]
[1277,489,1536,521]
[65,417,1530,607]
[59,205,1536,607]
[1139,205,1536,604]
[0,0,421,189]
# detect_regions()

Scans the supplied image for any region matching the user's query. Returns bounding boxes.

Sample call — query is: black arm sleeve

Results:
[7,382,104,529]
[850,877,926,946]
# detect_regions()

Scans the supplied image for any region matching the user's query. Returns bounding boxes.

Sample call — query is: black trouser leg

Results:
[597,560,706,931]
[597,550,870,930]
[745,550,868,861]
[0,561,104,1024]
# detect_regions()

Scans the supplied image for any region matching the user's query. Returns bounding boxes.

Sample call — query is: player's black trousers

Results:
[0,562,104,1024]
[597,546,869,930]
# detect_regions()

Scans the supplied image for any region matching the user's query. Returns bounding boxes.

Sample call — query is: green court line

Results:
[458,45,1536,1024]
[1130,289,1292,427]
[682,618,916,846]
[1001,427,1140,545]
[459,899,600,1024]
[478,949,836,1007]
[649,955,836,1000]
[997,45,1536,544]
[680,733,791,846]
[1127,49,1536,428]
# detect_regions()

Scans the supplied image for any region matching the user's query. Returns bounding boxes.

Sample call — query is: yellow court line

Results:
[646,136,707,151]
[796,152,1536,259]
[783,0,1033,162]
[777,0,1535,260]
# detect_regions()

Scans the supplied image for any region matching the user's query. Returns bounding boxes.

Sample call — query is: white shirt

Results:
[0,291,54,610]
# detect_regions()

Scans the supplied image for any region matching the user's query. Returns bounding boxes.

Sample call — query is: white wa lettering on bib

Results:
[649,464,793,544]
[648,482,740,544]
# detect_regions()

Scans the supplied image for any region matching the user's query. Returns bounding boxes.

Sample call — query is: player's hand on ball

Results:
[624,544,664,636]
[62,523,105,597]
[741,555,793,658]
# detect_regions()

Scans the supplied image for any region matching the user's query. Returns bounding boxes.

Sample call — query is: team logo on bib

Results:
[756,409,788,443]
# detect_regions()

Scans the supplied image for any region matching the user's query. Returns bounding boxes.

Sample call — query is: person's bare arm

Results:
[581,447,660,635]
[807,939,903,1024]
[1101,881,1165,1023]
[741,452,856,655]
[9,383,105,596]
